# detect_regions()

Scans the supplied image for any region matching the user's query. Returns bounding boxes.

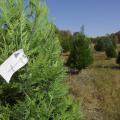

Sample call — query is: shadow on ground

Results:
[94,65,120,70]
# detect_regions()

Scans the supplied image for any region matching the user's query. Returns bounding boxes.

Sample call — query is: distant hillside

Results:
[92,31,120,43]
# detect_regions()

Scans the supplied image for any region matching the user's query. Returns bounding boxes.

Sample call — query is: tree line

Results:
[56,28,120,69]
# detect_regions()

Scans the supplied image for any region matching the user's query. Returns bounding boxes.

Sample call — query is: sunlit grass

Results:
[67,51,120,120]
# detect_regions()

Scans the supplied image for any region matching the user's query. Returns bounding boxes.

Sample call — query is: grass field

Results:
[66,51,120,120]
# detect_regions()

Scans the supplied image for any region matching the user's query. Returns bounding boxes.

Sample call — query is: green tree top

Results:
[67,32,93,70]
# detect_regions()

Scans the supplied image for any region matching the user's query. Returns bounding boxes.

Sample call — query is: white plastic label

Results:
[0,49,28,83]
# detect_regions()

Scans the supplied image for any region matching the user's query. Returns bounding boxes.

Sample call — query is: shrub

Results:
[105,44,117,58]
[94,34,118,53]
[67,32,93,70]
[94,39,106,51]
[0,0,83,119]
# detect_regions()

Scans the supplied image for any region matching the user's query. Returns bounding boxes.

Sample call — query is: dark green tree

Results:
[0,0,83,119]
[94,34,118,52]
[105,40,117,58]
[58,30,72,52]
[94,38,106,51]
[110,34,118,49]
[67,32,93,70]
[116,51,120,65]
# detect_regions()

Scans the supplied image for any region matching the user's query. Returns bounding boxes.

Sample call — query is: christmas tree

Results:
[67,32,93,70]
[0,0,83,119]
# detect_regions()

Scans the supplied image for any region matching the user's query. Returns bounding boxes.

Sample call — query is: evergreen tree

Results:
[58,30,72,52]
[110,34,118,49]
[67,32,93,70]
[94,39,106,51]
[94,35,118,52]
[0,0,83,119]
[105,41,117,58]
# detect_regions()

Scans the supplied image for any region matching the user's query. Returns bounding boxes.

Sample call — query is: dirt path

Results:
[68,69,104,120]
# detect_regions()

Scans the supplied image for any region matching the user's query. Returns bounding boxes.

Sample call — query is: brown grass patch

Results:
[66,51,120,120]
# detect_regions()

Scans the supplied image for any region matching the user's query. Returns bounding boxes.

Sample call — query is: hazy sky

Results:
[47,0,120,37]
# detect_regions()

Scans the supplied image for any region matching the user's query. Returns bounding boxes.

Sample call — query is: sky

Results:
[47,0,120,37]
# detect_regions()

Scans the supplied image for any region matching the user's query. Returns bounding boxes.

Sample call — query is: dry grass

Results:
[65,51,120,120]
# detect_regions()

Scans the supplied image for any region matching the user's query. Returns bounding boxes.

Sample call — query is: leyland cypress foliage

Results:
[0,0,83,120]
[67,32,93,70]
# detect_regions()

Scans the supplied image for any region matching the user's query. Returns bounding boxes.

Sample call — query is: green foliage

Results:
[110,34,118,49]
[105,44,117,58]
[94,35,118,52]
[0,105,11,120]
[104,39,117,58]
[115,31,120,43]
[94,38,106,51]
[58,30,72,52]
[0,0,83,119]
[116,51,120,65]
[67,32,93,70]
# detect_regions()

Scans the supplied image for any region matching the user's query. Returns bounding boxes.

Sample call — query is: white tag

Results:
[0,49,28,83]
